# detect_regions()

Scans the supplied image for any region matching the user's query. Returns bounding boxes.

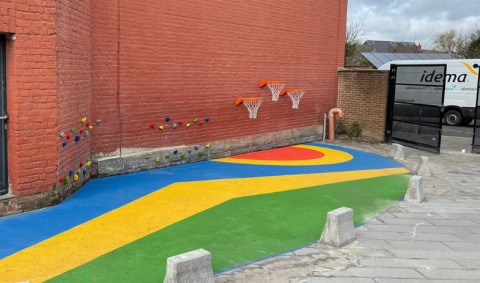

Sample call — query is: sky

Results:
[347,0,480,49]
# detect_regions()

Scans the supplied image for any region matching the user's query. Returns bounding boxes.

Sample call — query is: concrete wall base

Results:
[320,207,356,248]
[98,126,323,177]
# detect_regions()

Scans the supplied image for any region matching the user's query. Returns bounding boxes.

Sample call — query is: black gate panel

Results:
[386,64,447,153]
[473,64,480,154]
[0,35,7,196]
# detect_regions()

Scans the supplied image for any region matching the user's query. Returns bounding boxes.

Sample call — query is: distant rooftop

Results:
[360,52,457,69]
[363,40,421,53]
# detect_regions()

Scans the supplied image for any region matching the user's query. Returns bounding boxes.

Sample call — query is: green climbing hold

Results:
[64,177,69,184]
[180,153,185,158]
[71,128,76,133]
[193,119,198,123]
[199,151,204,156]
[165,154,170,158]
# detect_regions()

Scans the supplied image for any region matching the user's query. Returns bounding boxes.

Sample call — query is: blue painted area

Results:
[0,144,404,259]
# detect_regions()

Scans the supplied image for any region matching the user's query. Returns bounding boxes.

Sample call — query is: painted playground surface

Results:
[0,144,410,283]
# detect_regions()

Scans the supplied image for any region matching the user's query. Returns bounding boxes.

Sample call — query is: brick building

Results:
[0,0,348,215]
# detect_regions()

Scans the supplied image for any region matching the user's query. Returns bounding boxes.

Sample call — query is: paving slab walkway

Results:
[215,136,480,283]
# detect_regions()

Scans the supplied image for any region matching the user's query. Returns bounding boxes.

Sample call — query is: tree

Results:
[433,23,480,58]
[466,37,480,58]
[344,21,371,66]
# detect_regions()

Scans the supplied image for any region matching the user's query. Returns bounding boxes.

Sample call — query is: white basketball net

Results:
[267,82,286,102]
[287,90,305,109]
[243,99,263,119]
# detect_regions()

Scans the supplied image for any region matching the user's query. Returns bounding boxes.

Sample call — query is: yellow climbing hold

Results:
[81,117,87,123]
[86,161,91,167]
[156,158,160,162]
[73,175,79,181]
[206,144,210,148]
[186,124,191,127]
[159,126,164,130]
[89,125,93,130]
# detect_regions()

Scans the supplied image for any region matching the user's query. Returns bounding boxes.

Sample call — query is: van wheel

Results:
[444,110,462,126]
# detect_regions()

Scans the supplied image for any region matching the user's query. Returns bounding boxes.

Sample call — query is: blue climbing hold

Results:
[173,150,178,155]
[195,146,199,150]
[75,136,81,142]
[206,118,210,122]
[69,171,74,176]
[166,117,171,122]
[83,169,87,175]
[63,142,67,147]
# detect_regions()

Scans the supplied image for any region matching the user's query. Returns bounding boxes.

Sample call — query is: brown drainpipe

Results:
[328,108,344,141]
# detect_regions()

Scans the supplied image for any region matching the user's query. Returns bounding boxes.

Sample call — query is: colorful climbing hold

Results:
[206,144,210,148]
[180,153,185,158]
[194,119,198,123]
[77,169,81,175]
[63,142,67,147]
[75,136,81,142]
[86,161,91,167]
[86,122,91,126]
[198,122,203,126]
[89,125,93,130]
[60,176,65,182]
[74,175,79,181]
[67,134,72,139]
[69,171,74,176]
[156,158,160,162]
[199,151,204,156]
[173,150,178,155]
[165,154,170,158]
[195,146,199,150]
[178,121,183,125]
[85,131,90,136]
[166,117,171,122]
[80,129,84,134]
[80,162,84,167]
[64,177,69,184]
[172,123,177,129]
[82,117,87,123]
[206,118,210,122]
[59,132,65,138]
[159,126,164,130]
[150,123,155,128]
[83,169,87,175]
[96,120,101,124]
[71,128,76,133]
[186,124,190,127]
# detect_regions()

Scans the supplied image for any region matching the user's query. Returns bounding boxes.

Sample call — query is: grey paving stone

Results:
[424,197,454,203]
[391,212,444,220]
[366,218,386,225]
[399,232,463,242]
[417,268,480,280]
[425,202,480,208]
[375,279,479,283]
[293,247,321,256]
[455,259,480,269]
[306,278,375,283]
[417,226,474,234]
[357,231,405,240]
[356,225,370,232]
[365,225,416,233]
[397,207,480,214]
[360,258,462,269]
[326,267,425,279]
[390,249,480,260]
[437,213,480,221]
[357,239,395,250]
[466,226,480,233]
[386,240,453,251]
[442,241,480,251]
[377,212,398,219]
[454,233,480,242]
[381,219,433,226]
[428,220,480,227]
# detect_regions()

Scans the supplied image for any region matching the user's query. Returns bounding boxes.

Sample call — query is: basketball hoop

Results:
[236,98,263,119]
[260,81,286,102]
[281,89,305,109]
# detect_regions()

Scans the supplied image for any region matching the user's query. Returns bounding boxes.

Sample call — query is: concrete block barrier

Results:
[389,143,405,161]
[404,176,425,203]
[415,156,431,177]
[163,249,215,283]
[320,207,356,248]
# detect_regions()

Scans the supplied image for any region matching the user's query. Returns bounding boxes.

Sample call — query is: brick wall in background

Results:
[1,0,58,196]
[337,68,390,141]
[91,0,348,155]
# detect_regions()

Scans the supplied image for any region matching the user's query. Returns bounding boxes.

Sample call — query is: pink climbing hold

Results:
[80,129,85,134]
[80,162,84,167]
[67,134,72,139]
[150,123,155,128]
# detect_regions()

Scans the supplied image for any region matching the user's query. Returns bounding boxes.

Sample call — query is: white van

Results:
[379,59,479,126]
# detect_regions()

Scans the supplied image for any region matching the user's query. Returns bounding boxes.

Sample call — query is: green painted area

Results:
[47,174,410,283]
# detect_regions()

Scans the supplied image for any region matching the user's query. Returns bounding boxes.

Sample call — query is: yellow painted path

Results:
[0,167,408,283]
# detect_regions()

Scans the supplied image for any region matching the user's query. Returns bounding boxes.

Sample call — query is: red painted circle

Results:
[231,147,325,161]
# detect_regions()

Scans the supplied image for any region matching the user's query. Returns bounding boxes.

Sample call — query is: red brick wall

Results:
[337,69,390,140]
[91,0,349,154]
[56,0,92,179]
[1,0,58,196]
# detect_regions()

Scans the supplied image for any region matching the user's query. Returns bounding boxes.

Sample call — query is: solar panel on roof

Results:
[384,53,400,61]
[360,53,384,68]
